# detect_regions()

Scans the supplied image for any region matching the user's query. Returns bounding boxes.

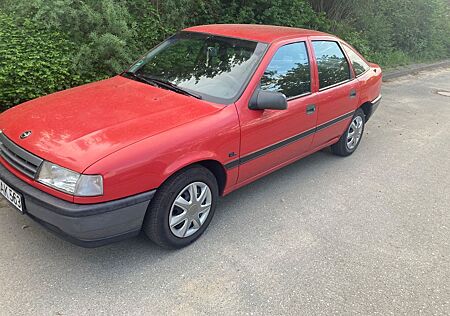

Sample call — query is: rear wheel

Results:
[331,108,365,156]
[143,166,218,249]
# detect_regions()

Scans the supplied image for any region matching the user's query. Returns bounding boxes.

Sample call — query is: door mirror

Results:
[249,89,288,111]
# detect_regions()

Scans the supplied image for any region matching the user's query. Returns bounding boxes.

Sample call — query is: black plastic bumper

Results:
[0,163,155,247]
[365,95,382,122]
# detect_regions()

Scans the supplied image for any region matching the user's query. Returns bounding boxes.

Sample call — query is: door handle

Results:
[306,104,316,115]
[349,89,357,98]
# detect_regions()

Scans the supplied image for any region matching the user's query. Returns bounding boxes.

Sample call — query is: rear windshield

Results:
[128,32,268,104]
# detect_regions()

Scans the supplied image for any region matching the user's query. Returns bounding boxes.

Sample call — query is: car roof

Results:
[184,24,329,43]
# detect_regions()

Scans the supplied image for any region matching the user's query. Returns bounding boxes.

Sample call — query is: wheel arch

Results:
[360,101,372,120]
[197,160,227,196]
[165,159,228,196]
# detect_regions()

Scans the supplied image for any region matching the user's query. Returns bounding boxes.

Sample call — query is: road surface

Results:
[1,68,449,315]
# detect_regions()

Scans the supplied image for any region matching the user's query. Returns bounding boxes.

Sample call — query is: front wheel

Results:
[331,108,366,156]
[143,166,218,249]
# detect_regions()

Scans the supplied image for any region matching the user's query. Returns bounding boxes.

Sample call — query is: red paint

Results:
[185,24,327,43]
[0,25,382,204]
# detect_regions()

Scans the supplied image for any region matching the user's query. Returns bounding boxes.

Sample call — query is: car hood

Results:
[0,76,222,172]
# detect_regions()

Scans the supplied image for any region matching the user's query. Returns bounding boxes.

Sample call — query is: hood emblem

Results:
[20,131,32,139]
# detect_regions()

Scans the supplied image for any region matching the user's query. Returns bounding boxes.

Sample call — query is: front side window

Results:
[260,42,311,98]
[312,41,351,89]
[342,44,370,76]
[127,32,268,103]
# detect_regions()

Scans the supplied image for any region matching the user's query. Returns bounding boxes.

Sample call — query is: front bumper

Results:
[0,163,155,247]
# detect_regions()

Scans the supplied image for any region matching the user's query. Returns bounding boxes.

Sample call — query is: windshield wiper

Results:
[122,71,158,87]
[122,71,202,100]
[140,75,203,100]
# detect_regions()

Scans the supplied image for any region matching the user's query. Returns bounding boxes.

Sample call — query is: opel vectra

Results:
[0,25,382,248]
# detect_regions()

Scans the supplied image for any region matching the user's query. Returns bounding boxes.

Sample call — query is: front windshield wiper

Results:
[122,71,202,99]
[140,74,203,100]
[122,71,159,87]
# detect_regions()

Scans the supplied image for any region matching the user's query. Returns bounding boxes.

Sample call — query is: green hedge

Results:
[0,12,82,111]
[0,0,449,110]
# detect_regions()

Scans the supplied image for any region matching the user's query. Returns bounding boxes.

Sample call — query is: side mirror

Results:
[249,89,288,111]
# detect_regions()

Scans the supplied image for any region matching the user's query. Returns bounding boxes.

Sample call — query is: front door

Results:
[236,41,318,183]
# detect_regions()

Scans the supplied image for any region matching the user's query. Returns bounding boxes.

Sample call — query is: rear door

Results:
[236,40,318,183]
[309,39,359,148]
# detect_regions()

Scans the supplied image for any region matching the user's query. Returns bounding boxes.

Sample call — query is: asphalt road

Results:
[1,69,449,315]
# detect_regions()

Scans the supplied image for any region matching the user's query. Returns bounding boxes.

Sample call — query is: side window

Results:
[342,44,370,76]
[260,42,311,98]
[312,41,351,89]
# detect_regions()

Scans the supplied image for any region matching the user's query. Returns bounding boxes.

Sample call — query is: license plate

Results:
[0,179,24,213]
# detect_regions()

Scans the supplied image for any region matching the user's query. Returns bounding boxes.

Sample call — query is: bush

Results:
[128,0,175,50]
[159,0,329,30]
[0,12,82,110]
[1,0,169,81]
[0,0,449,110]
[348,0,450,63]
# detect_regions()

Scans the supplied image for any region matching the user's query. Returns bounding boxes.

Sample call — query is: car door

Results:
[235,40,319,183]
[309,39,359,148]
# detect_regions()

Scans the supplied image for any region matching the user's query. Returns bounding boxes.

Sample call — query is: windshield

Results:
[126,32,268,103]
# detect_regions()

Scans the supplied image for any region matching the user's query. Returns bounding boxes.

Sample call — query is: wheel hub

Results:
[168,182,212,238]
[346,116,363,150]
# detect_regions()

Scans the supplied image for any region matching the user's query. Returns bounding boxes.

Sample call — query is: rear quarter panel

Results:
[339,40,382,104]
[356,65,382,105]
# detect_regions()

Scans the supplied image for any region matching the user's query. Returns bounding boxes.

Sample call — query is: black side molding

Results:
[224,111,354,170]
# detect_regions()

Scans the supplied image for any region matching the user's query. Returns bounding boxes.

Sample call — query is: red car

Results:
[0,25,382,248]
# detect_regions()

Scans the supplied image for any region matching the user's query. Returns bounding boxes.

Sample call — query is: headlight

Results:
[37,161,103,196]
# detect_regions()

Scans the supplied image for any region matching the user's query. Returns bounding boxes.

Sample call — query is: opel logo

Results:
[20,131,32,139]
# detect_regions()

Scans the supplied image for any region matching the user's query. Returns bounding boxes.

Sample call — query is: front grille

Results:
[0,132,43,179]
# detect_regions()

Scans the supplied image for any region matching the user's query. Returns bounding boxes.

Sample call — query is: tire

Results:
[331,108,366,157]
[143,165,218,249]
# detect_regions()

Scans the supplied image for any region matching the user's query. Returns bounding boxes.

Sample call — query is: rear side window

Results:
[342,44,370,76]
[312,41,351,89]
[260,42,311,98]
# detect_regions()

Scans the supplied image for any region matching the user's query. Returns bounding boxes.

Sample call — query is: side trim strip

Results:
[224,111,354,170]
[224,159,240,170]
[316,111,354,132]
[240,127,316,165]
